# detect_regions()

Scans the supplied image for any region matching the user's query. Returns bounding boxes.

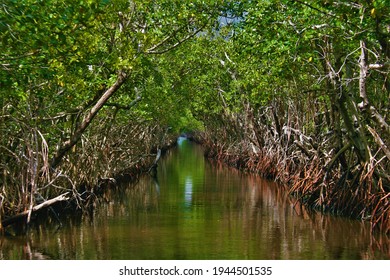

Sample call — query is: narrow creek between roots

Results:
[1,137,389,259]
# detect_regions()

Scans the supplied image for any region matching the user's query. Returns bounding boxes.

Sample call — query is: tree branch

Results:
[105,94,142,110]
[358,41,389,135]
[1,192,70,228]
[367,125,390,161]
[50,71,128,169]
[290,0,335,17]
[146,20,210,55]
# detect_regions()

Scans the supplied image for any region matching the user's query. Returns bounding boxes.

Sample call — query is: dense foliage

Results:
[192,0,390,233]
[1,0,388,233]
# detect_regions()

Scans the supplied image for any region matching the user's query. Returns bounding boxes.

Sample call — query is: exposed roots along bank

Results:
[0,114,176,235]
[194,107,389,235]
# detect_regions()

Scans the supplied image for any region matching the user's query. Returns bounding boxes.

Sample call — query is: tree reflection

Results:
[1,139,388,259]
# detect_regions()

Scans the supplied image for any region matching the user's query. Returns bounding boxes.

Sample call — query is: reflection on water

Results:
[184,176,193,208]
[0,137,389,259]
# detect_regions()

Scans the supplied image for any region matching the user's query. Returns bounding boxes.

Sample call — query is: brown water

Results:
[0,137,389,259]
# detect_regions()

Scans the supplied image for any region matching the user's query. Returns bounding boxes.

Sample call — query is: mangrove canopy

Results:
[0,0,389,234]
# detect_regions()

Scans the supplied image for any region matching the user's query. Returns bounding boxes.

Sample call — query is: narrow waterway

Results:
[0,137,389,259]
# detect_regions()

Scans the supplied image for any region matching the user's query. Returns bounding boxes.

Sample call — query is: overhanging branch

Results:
[146,19,210,55]
[105,94,142,110]
[50,71,128,169]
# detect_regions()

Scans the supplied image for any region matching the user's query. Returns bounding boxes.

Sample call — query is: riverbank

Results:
[0,120,178,236]
[2,137,388,259]
[192,129,389,235]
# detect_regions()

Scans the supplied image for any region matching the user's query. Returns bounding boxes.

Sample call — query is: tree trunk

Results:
[358,40,389,136]
[318,37,347,169]
[50,71,128,169]
[1,192,70,228]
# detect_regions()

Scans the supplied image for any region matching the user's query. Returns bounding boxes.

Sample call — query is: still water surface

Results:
[1,137,389,259]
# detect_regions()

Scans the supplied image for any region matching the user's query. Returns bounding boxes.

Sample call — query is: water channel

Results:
[0,137,389,259]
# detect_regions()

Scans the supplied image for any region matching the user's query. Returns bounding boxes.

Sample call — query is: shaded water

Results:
[1,137,389,259]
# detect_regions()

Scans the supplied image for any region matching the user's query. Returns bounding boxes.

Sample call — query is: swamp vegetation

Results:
[0,0,389,237]
[2,139,388,259]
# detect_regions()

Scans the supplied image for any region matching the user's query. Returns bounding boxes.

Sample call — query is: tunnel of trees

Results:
[0,0,389,234]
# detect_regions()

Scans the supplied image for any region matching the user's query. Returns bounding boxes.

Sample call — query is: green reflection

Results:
[1,138,389,260]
